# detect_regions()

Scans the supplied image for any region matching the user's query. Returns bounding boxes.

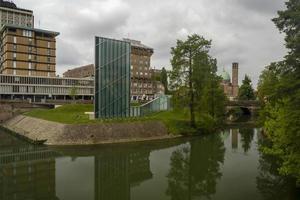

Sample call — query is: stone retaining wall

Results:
[1,115,170,145]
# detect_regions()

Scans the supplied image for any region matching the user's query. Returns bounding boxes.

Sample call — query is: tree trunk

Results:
[189,51,196,128]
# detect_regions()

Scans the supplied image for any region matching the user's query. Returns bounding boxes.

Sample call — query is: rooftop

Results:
[0,0,33,13]
[123,38,153,51]
[1,24,60,37]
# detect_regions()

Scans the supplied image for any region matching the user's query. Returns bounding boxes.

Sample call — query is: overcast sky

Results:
[14,0,287,87]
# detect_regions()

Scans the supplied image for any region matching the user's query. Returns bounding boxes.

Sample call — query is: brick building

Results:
[220,63,239,99]
[63,64,94,78]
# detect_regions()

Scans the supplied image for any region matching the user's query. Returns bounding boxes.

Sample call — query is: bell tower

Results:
[232,63,239,98]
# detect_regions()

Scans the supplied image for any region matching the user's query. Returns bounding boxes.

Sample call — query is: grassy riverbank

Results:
[24,104,210,135]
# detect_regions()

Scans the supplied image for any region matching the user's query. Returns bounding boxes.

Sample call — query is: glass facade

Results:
[95,37,131,119]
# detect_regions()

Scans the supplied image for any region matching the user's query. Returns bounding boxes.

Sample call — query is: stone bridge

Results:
[226,100,261,116]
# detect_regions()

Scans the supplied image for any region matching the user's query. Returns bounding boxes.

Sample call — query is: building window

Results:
[47,49,51,55]
[13,36,17,43]
[47,42,50,48]
[13,44,17,51]
[29,62,32,69]
[13,61,16,68]
[13,70,16,75]
[13,53,16,59]
[28,54,32,60]
[28,46,32,53]
[47,64,51,71]
[29,38,33,45]
[29,70,31,76]
[23,30,32,37]
[47,57,51,62]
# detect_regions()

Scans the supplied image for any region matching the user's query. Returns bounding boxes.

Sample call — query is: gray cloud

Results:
[14,0,287,87]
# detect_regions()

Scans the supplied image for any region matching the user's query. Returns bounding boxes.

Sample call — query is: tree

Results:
[257,0,300,184]
[160,67,169,94]
[170,34,226,127]
[238,75,255,100]
[69,85,78,103]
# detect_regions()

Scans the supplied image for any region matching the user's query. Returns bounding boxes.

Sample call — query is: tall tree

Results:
[160,67,169,94]
[238,75,255,100]
[170,34,212,127]
[258,0,300,184]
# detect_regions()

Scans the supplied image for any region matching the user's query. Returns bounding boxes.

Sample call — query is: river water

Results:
[0,126,298,200]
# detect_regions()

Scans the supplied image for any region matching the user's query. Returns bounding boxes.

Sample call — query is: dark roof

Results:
[0,0,33,13]
[1,24,60,37]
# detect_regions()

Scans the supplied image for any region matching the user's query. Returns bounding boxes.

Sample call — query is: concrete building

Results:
[0,74,94,102]
[0,25,59,77]
[0,1,59,77]
[63,64,94,78]
[220,63,239,99]
[0,0,34,28]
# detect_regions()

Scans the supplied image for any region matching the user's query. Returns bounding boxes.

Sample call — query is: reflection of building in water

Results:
[231,129,239,149]
[0,132,60,200]
[95,151,152,200]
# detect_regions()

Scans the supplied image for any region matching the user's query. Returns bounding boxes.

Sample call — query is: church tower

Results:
[232,63,239,98]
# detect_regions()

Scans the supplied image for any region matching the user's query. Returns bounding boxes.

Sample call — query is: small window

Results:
[28,54,32,60]
[28,46,32,52]
[13,44,17,51]
[13,69,16,75]
[13,36,17,43]
[47,57,51,62]
[13,61,16,68]
[47,42,50,48]
[13,53,16,59]
[29,62,32,69]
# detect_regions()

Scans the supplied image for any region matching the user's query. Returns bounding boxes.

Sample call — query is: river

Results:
[0,126,298,200]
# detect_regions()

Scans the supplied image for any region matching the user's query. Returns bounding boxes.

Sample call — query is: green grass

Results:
[25,104,94,124]
[25,104,204,135]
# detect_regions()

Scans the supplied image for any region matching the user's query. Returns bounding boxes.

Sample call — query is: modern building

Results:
[220,63,239,99]
[63,64,94,78]
[0,0,34,28]
[65,39,165,102]
[0,74,94,102]
[94,36,131,119]
[0,1,59,77]
[0,25,59,77]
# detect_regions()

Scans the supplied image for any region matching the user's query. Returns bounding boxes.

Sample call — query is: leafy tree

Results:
[69,85,78,103]
[166,134,225,200]
[170,34,226,127]
[160,67,169,94]
[258,0,300,184]
[238,75,255,100]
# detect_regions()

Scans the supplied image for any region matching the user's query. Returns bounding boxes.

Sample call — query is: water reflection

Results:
[0,131,60,200]
[0,128,298,200]
[166,134,225,200]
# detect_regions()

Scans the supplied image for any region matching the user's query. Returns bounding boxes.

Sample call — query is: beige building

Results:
[0,0,34,28]
[0,25,59,77]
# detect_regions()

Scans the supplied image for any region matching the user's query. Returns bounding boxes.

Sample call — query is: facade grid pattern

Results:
[95,37,131,119]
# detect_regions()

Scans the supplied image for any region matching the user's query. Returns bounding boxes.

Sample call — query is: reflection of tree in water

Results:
[256,134,298,200]
[166,134,225,200]
[239,128,255,153]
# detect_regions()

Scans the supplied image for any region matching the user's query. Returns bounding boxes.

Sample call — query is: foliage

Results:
[161,67,169,94]
[170,34,226,128]
[257,0,300,184]
[166,134,225,199]
[238,75,255,100]
[69,85,78,103]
